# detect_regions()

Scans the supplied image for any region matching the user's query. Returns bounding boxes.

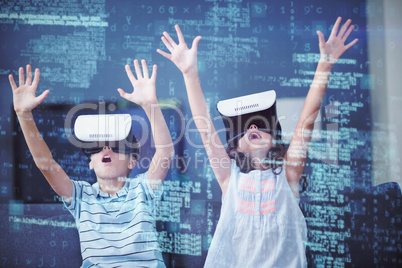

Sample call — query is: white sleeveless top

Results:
[204,160,307,267]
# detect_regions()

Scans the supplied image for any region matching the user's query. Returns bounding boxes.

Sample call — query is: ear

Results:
[89,156,94,170]
[128,155,137,169]
[229,149,237,158]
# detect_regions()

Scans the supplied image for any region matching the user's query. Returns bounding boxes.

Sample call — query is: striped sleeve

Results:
[63,180,88,221]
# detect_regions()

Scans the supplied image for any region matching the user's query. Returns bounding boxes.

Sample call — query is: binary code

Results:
[0,0,401,267]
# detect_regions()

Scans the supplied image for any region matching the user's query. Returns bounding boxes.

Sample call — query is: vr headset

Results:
[217,90,282,148]
[74,114,140,158]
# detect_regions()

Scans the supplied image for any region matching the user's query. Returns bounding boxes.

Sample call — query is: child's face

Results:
[236,124,273,159]
[89,146,136,180]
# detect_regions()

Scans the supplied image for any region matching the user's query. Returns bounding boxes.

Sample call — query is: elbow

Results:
[169,145,175,155]
[156,145,175,160]
[163,142,175,156]
[166,146,175,160]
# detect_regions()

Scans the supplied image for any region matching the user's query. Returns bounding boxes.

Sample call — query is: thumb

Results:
[316,31,325,48]
[191,36,202,52]
[117,88,129,100]
[36,89,50,104]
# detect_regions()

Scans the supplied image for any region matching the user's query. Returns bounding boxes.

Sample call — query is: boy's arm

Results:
[157,25,232,198]
[9,65,73,203]
[118,59,174,192]
[285,17,358,198]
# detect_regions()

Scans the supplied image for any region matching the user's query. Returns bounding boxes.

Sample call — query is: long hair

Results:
[227,131,286,175]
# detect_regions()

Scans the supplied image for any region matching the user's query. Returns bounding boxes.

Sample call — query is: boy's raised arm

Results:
[9,65,73,203]
[157,25,232,197]
[118,59,174,192]
[285,17,359,198]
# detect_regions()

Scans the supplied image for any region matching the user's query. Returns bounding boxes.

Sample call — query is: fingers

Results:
[141,59,149,79]
[342,23,355,41]
[125,65,137,85]
[161,36,174,52]
[26,65,32,85]
[150,64,157,81]
[338,19,352,38]
[18,67,24,87]
[330,17,342,37]
[11,66,40,90]
[133,59,143,79]
[191,36,202,51]
[162,31,178,48]
[175,25,185,44]
[126,59,154,83]
[9,74,17,90]
[345,38,359,50]
[156,49,172,60]
[32,68,40,88]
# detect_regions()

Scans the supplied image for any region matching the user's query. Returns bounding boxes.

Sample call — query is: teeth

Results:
[102,155,111,163]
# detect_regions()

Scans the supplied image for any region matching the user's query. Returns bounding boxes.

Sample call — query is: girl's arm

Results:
[118,59,174,192]
[285,17,358,198]
[157,25,232,198]
[9,65,73,203]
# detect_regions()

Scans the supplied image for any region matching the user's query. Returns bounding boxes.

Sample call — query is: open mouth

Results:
[248,131,262,140]
[102,155,112,163]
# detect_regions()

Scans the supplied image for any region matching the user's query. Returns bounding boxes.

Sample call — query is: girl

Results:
[157,17,358,267]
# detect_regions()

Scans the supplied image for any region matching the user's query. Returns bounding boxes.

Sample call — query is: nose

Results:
[249,124,258,130]
[103,146,112,150]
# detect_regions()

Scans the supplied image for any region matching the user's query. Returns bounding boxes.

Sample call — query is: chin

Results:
[95,169,119,180]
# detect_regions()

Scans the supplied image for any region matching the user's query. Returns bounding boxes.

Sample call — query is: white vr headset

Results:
[74,114,140,157]
[217,90,282,148]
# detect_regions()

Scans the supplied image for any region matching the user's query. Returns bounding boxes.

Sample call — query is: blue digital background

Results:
[0,0,401,267]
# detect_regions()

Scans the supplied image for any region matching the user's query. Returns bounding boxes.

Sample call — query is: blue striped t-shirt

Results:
[64,172,166,268]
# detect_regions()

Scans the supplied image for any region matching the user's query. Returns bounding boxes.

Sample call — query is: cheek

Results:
[89,155,98,170]
[262,133,273,144]
[236,138,248,152]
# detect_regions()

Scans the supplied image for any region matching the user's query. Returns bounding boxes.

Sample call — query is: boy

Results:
[9,59,173,268]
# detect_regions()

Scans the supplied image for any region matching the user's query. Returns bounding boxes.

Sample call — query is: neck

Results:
[251,156,268,170]
[249,148,270,170]
[97,177,127,195]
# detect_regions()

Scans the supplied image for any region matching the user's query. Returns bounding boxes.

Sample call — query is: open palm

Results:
[118,59,158,106]
[317,17,359,64]
[157,25,202,75]
[9,65,49,114]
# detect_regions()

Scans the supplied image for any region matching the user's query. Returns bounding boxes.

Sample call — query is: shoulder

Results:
[126,174,144,190]
[127,172,155,196]
[71,180,93,192]
[227,159,240,180]
[221,159,241,199]
[277,168,300,200]
[79,181,99,200]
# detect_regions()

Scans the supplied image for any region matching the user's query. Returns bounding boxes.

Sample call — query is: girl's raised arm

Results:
[285,17,358,198]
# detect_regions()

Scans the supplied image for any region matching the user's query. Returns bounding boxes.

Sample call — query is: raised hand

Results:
[317,17,359,65]
[9,65,49,115]
[157,25,202,75]
[118,59,158,107]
